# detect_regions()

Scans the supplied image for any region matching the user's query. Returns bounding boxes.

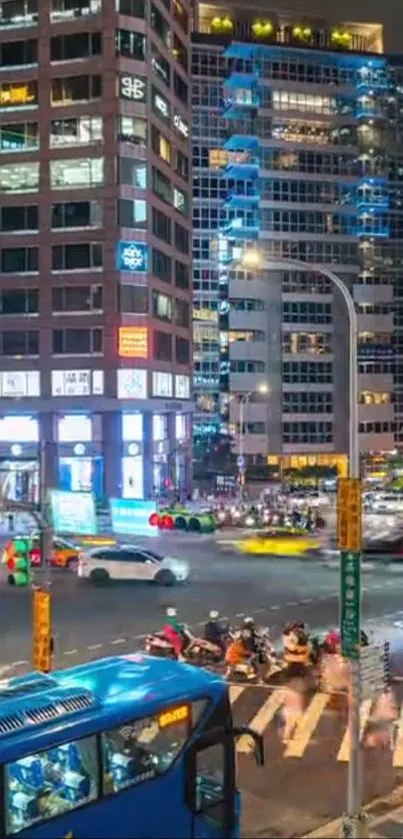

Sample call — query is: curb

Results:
[302,784,403,838]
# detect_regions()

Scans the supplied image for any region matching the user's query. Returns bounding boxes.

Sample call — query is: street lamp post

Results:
[242,254,361,834]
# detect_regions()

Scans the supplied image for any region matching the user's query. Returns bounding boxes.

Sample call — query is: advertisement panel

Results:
[50,490,97,535]
[110,499,155,536]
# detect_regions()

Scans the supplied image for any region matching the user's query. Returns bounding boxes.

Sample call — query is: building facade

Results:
[192,7,398,477]
[0,0,193,502]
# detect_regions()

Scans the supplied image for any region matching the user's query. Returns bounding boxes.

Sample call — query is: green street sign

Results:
[340,550,361,659]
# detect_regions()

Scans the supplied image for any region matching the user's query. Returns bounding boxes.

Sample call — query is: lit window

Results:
[0,80,37,110]
[122,413,143,440]
[175,374,190,398]
[0,161,39,193]
[0,371,40,397]
[152,414,165,440]
[173,187,188,215]
[117,369,147,399]
[153,371,172,397]
[58,414,92,442]
[175,414,186,438]
[51,369,103,396]
[50,158,104,189]
[50,116,102,148]
[0,415,38,441]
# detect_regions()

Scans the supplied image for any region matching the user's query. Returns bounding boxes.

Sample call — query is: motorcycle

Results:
[144,625,230,666]
[229,629,282,683]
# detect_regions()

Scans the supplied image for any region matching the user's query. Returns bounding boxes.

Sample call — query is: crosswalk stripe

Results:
[236,690,284,754]
[337,699,372,762]
[229,685,246,704]
[285,693,329,758]
[393,708,403,767]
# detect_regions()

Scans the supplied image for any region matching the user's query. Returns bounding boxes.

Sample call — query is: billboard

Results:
[110,499,155,536]
[50,490,97,535]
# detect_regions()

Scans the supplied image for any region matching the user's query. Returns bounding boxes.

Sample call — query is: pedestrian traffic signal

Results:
[7,537,32,587]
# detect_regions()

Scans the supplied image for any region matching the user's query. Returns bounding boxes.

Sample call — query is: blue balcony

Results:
[356,102,386,120]
[224,135,259,151]
[224,190,260,210]
[224,72,260,89]
[356,225,390,237]
[356,194,389,210]
[223,217,260,239]
[221,95,260,119]
[357,344,394,359]
[224,154,259,179]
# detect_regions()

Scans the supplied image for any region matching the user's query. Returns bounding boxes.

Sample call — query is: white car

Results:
[78,546,189,586]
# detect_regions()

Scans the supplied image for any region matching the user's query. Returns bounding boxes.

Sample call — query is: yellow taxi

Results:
[236,529,321,556]
[29,537,81,569]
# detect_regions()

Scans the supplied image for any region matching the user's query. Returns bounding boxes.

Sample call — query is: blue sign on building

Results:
[110,499,155,536]
[117,241,148,273]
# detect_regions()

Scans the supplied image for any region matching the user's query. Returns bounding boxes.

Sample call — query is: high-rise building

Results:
[192,5,398,478]
[0,0,193,502]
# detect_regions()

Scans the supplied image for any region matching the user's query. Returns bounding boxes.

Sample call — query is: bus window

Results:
[5,735,98,835]
[102,709,189,794]
[185,733,235,838]
[195,743,225,813]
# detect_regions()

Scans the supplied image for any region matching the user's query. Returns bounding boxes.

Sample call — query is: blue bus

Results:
[0,654,263,839]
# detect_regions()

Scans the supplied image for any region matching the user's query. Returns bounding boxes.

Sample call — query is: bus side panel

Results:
[12,769,192,839]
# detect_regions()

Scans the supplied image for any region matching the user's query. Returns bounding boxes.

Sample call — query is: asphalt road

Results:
[3,533,403,837]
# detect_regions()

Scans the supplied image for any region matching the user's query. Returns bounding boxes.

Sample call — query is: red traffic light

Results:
[149,513,160,527]
[7,558,15,571]
[161,515,174,530]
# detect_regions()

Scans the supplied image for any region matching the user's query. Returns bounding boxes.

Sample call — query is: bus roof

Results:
[0,655,226,762]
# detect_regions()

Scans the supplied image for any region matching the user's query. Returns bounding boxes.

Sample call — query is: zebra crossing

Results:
[229,684,403,764]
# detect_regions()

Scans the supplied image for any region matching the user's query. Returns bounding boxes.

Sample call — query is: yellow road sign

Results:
[337,478,362,552]
[33,588,52,673]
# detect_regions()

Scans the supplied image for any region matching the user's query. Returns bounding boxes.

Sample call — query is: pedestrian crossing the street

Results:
[229,685,403,764]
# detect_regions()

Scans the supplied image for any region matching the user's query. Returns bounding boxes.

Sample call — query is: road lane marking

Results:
[63,649,78,656]
[285,693,329,758]
[111,638,127,645]
[87,644,103,651]
[237,691,284,754]
[270,605,280,610]
[11,660,28,667]
[393,708,403,766]
[337,699,372,762]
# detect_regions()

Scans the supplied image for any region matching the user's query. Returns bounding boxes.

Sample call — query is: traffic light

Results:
[7,537,32,587]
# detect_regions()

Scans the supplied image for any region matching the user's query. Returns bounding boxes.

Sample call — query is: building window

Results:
[150,3,170,47]
[151,42,170,87]
[0,80,37,110]
[0,37,37,66]
[153,330,172,361]
[115,28,145,60]
[283,392,333,414]
[0,370,40,397]
[1,247,38,273]
[176,336,189,364]
[50,115,102,148]
[116,0,145,16]
[152,248,171,283]
[0,204,38,232]
[51,75,102,106]
[51,32,101,61]
[172,32,187,73]
[175,373,190,398]
[52,243,102,272]
[175,298,189,328]
[117,198,147,229]
[52,285,103,312]
[118,157,147,189]
[0,121,38,152]
[118,284,148,314]
[174,222,189,254]
[175,149,189,181]
[0,330,38,356]
[152,208,171,244]
[151,126,171,165]
[51,0,102,22]
[230,360,265,373]
[173,0,188,32]
[173,186,188,216]
[282,361,333,384]
[50,157,104,189]
[52,327,103,355]
[152,291,172,322]
[0,288,38,314]
[153,371,172,397]
[152,166,171,204]
[175,260,189,289]
[0,0,38,29]
[52,369,104,396]
[117,115,147,147]
[152,86,170,124]
[283,421,333,444]
[52,200,102,229]
[117,368,147,399]
[173,71,188,105]
[0,161,39,193]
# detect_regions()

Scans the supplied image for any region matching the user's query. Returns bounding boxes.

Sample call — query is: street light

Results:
[237,383,269,496]
[238,253,361,835]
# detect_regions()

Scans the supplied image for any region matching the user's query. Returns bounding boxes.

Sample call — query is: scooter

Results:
[144,627,227,665]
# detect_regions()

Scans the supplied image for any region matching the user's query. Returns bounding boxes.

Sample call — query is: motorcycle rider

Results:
[162,607,187,661]
[225,632,247,679]
[204,611,227,654]
[283,621,310,672]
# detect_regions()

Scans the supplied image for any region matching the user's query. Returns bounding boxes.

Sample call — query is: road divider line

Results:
[63,649,78,656]
[237,691,284,754]
[87,644,103,651]
[285,693,329,759]
[110,638,127,645]
[337,698,372,762]
[393,708,403,767]
[229,685,245,705]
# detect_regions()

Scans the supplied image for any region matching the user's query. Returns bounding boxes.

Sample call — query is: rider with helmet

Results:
[204,610,227,653]
[241,617,259,655]
[162,607,186,661]
[283,621,310,668]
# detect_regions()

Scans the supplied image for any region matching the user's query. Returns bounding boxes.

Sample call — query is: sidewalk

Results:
[304,786,403,839]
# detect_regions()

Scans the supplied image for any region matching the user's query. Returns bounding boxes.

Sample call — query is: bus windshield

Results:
[0,654,263,839]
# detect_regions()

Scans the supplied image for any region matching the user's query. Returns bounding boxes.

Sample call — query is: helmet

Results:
[243,617,255,628]
[209,610,219,620]
[166,607,177,617]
